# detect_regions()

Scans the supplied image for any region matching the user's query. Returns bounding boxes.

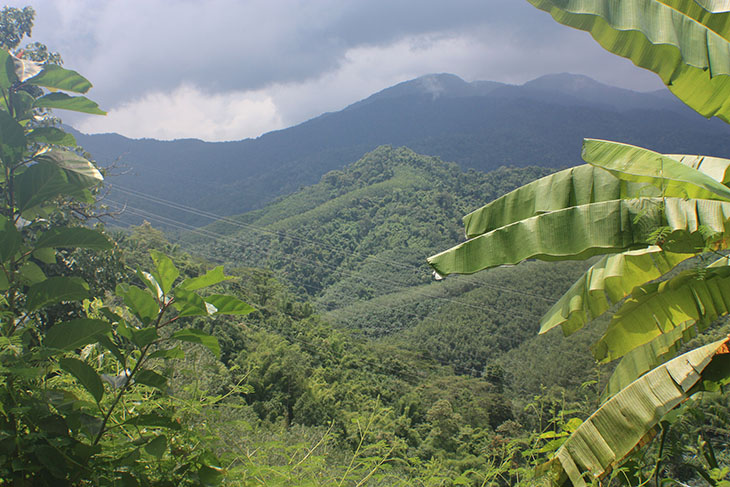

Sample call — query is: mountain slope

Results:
[77,72,730,226]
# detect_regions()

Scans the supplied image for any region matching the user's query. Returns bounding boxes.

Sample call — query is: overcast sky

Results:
[6,0,665,142]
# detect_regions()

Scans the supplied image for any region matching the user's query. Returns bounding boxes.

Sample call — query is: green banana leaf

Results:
[594,266,730,363]
[539,247,693,336]
[428,197,730,277]
[542,336,730,487]
[602,320,700,401]
[464,146,730,239]
[463,164,656,239]
[526,0,730,123]
[582,139,730,201]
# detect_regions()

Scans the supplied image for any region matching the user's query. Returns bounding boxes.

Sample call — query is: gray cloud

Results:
[4,0,665,140]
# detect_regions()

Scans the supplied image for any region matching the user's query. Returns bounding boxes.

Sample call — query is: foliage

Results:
[428,1,730,485]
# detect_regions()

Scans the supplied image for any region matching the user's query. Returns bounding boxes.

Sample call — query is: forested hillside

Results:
[81,73,730,225]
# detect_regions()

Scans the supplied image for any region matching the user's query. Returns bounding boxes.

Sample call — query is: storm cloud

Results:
[5,0,664,141]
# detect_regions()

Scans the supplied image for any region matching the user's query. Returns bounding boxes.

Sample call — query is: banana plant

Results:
[428,139,730,485]
[427,1,730,484]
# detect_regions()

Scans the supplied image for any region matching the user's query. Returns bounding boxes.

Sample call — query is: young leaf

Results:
[116,284,159,326]
[205,294,254,316]
[33,93,106,115]
[31,247,56,264]
[150,250,179,294]
[144,435,167,459]
[59,357,104,403]
[170,329,220,359]
[45,319,111,350]
[35,227,113,250]
[26,64,92,93]
[172,288,209,317]
[26,276,89,311]
[130,327,159,348]
[178,266,230,291]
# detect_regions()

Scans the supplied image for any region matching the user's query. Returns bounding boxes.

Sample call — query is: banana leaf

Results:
[602,320,701,401]
[582,139,730,201]
[464,146,730,239]
[526,0,730,123]
[541,336,730,487]
[463,165,655,238]
[669,153,730,184]
[539,247,693,336]
[594,266,730,363]
[428,197,730,277]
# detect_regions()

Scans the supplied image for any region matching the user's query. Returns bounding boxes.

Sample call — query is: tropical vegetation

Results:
[429,1,730,485]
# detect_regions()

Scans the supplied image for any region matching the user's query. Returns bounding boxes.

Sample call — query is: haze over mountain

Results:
[75,72,730,226]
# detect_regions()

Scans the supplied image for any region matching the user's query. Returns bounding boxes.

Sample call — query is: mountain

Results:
[74,72,730,226]
[173,146,597,379]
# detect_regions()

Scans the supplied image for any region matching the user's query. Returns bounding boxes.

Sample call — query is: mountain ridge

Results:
[74,72,730,227]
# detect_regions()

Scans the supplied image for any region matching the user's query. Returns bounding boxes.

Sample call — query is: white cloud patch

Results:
[75,84,282,141]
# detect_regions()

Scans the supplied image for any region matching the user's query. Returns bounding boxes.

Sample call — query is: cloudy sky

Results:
[6,0,664,142]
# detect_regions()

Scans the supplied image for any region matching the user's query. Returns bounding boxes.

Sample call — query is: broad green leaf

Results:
[540,247,693,336]
[32,247,56,264]
[26,64,92,93]
[130,327,158,348]
[34,148,103,182]
[45,319,111,350]
[34,93,106,115]
[15,162,81,211]
[198,464,225,486]
[59,357,104,403]
[582,139,730,201]
[116,284,159,326]
[541,337,730,487]
[135,369,168,390]
[26,276,89,311]
[18,260,46,285]
[594,266,730,363]
[0,50,17,89]
[27,127,77,147]
[603,320,700,401]
[172,288,209,317]
[144,435,167,459]
[35,227,113,250]
[205,294,255,315]
[178,266,230,291]
[525,0,730,123]
[0,215,21,262]
[428,197,728,276]
[0,109,25,166]
[171,328,220,358]
[150,250,179,294]
[462,164,655,239]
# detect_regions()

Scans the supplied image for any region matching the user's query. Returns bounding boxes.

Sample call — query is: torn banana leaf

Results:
[594,266,730,363]
[526,0,730,123]
[539,247,693,336]
[541,336,730,487]
[428,197,730,277]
